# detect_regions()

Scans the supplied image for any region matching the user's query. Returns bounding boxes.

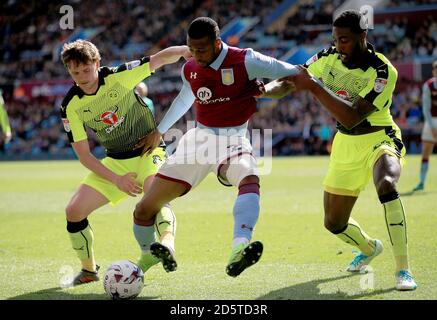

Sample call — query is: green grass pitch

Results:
[0,155,436,300]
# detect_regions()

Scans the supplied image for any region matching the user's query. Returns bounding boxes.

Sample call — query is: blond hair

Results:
[61,39,101,68]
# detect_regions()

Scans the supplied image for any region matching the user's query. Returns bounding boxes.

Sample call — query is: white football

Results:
[103,260,144,300]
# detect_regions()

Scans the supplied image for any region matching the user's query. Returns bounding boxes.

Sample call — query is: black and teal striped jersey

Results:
[304,43,398,133]
[60,57,156,158]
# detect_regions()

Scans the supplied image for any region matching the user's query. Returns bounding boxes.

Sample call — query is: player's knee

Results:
[134,200,159,221]
[65,202,87,222]
[324,216,347,234]
[375,175,397,195]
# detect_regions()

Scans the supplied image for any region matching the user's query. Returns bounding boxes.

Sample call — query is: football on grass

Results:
[103,260,144,300]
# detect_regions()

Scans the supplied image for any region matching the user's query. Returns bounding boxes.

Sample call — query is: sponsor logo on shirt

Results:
[94,106,125,133]
[95,106,119,124]
[197,87,212,102]
[100,111,119,125]
[196,87,230,104]
[336,89,351,101]
[104,115,125,134]
[373,140,392,151]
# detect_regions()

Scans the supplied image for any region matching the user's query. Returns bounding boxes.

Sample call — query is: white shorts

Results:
[157,127,258,191]
[421,117,437,143]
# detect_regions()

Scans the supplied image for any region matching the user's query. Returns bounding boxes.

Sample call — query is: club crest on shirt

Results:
[374,78,387,93]
[221,68,234,86]
[107,90,119,100]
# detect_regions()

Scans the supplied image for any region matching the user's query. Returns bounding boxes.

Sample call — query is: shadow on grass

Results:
[400,190,437,197]
[256,273,396,300]
[7,286,160,300]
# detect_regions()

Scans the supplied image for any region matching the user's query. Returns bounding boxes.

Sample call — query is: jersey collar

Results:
[209,42,228,71]
[339,42,376,71]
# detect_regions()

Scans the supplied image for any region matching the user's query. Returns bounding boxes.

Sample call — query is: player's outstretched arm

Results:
[72,140,142,196]
[260,79,296,99]
[287,66,376,129]
[149,45,191,71]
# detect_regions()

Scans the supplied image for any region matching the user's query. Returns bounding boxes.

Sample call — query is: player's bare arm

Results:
[149,45,191,71]
[287,65,376,129]
[72,140,142,196]
[260,79,295,99]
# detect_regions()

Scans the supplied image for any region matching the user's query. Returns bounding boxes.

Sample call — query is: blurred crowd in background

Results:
[0,0,435,159]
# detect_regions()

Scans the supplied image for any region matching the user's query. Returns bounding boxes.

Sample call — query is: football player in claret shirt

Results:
[280,10,416,290]
[412,60,437,192]
[132,17,298,277]
[60,39,190,286]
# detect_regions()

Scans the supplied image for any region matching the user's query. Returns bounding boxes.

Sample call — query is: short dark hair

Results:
[61,39,101,68]
[188,17,220,40]
[333,10,367,34]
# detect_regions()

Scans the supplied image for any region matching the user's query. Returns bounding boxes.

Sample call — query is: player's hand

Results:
[115,172,143,197]
[254,80,266,97]
[281,65,315,91]
[134,129,162,156]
